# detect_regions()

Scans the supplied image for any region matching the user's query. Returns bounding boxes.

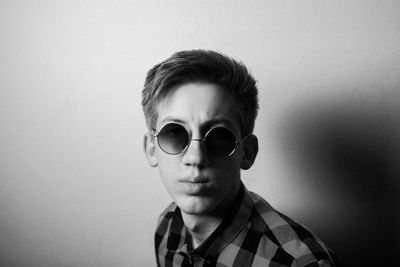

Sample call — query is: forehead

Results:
[156,82,241,130]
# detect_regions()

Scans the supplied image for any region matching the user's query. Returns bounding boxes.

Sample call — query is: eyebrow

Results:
[158,117,186,126]
[158,116,238,132]
[203,118,236,131]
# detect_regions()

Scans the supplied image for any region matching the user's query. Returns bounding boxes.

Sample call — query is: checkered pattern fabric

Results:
[155,184,339,266]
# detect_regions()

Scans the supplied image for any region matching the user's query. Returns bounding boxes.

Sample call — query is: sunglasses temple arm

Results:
[237,133,251,144]
[151,128,158,137]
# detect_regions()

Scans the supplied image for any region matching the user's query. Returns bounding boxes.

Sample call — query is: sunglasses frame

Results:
[152,123,249,157]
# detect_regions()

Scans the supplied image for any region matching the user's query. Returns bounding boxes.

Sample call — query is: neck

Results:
[182,213,222,248]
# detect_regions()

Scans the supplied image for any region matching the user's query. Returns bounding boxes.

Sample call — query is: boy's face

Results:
[146,82,249,216]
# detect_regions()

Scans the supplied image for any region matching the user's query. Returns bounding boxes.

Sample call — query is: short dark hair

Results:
[142,50,259,136]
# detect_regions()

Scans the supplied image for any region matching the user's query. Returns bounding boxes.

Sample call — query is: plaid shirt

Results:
[154,183,339,267]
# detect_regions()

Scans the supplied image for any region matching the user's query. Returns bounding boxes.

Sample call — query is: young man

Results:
[142,50,338,266]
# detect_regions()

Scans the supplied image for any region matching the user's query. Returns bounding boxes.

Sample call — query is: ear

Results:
[144,133,158,167]
[240,134,258,170]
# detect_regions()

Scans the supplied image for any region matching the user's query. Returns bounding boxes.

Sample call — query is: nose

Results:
[182,138,209,167]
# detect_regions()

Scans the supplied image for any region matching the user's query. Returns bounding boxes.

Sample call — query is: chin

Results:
[176,195,216,215]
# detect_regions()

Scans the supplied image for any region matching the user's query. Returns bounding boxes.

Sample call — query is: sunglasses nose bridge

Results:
[189,137,206,142]
[185,137,207,152]
[181,136,210,166]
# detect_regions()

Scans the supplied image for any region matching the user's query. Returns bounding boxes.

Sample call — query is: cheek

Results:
[156,156,184,200]
[213,154,243,171]
[157,154,181,180]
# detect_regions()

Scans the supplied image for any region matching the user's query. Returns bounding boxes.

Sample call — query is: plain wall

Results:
[1,1,399,266]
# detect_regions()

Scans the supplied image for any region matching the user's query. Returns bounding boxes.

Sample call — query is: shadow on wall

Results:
[279,90,399,267]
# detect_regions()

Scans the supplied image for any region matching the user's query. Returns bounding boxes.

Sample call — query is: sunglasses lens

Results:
[157,123,189,154]
[206,127,237,157]
[156,124,238,157]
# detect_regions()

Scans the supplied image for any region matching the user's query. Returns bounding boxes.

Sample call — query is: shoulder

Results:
[247,191,338,266]
[155,202,177,234]
[155,202,176,239]
[154,202,178,257]
[157,202,176,223]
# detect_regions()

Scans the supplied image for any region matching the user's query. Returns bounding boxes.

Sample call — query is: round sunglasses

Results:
[152,123,248,157]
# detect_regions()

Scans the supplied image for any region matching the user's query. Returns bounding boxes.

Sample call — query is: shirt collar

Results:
[165,182,254,259]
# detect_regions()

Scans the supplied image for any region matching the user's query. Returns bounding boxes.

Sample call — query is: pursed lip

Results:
[180,176,209,184]
[179,177,211,195]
